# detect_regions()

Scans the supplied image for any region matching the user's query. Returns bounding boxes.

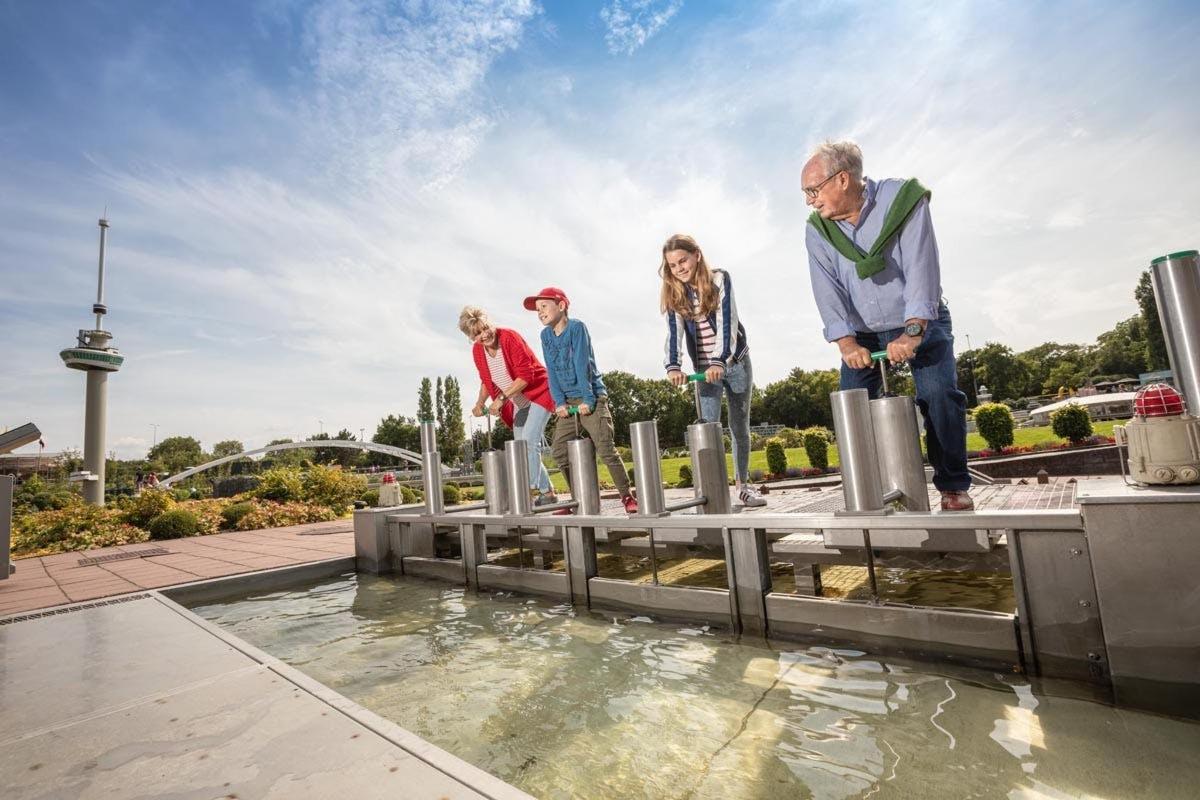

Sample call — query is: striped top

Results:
[692,294,716,368]
[485,348,529,408]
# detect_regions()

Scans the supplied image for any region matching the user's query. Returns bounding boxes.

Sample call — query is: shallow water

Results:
[191,573,1200,800]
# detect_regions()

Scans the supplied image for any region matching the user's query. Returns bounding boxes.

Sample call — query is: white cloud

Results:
[600,0,683,55]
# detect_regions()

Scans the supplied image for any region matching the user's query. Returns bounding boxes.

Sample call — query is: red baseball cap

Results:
[523,286,570,310]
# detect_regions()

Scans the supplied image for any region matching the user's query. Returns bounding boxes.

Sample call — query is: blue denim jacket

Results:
[540,318,607,408]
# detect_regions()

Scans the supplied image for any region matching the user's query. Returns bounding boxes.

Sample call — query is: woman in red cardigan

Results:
[459,305,558,503]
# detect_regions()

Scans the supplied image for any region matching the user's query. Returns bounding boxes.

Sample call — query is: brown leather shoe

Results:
[940,490,974,511]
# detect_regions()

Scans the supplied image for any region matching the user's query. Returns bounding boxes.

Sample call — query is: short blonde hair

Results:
[458,305,491,339]
[810,139,863,183]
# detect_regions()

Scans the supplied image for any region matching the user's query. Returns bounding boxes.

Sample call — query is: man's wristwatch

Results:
[903,321,926,338]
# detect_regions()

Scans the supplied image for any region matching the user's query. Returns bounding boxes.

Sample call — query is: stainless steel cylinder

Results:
[419,420,437,455]
[505,439,532,515]
[688,421,731,514]
[422,450,444,514]
[630,420,665,515]
[870,395,930,511]
[1151,250,1200,415]
[830,388,885,511]
[567,438,601,515]
[481,449,509,515]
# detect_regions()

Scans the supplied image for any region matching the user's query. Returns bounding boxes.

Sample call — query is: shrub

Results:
[302,464,366,513]
[974,403,1015,452]
[148,509,200,540]
[765,439,788,477]
[360,488,380,507]
[123,489,176,529]
[213,475,261,499]
[677,464,693,488]
[749,433,768,452]
[776,427,805,448]
[234,501,337,531]
[13,505,147,556]
[255,466,304,503]
[1051,403,1093,444]
[221,501,256,529]
[400,485,419,504]
[749,469,765,482]
[443,483,461,505]
[800,426,832,470]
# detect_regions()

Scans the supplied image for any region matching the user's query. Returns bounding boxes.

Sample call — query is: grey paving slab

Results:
[0,595,530,800]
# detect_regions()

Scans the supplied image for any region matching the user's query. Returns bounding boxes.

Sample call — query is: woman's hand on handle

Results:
[705,365,725,383]
[471,403,486,417]
[667,369,687,387]
[489,397,505,416]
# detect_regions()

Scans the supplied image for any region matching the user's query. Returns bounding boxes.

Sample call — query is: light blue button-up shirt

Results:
[806,177,943,342]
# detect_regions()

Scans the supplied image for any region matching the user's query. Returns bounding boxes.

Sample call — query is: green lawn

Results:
[542,420,1119,492]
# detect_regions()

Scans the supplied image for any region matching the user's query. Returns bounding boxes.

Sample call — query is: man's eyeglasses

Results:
[803,170,844,199]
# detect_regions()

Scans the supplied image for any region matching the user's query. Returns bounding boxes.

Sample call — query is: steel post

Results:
[567,438,601,515]
[688,421,731,514]
[1,475,12,579]
[505,439,532,515]
[1150,250,1200,414]
[870,395,931,511]
[630,420,666,516]
[565,438,600,606]
[831,389,884,511]
[482,450,509,515]
[419,421,443,514]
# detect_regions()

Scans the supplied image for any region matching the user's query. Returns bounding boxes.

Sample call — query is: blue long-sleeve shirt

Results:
[540,318,607,408]
[806,177,943,342]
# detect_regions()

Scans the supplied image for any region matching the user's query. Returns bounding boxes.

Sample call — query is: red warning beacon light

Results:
[1133,383,1186,418]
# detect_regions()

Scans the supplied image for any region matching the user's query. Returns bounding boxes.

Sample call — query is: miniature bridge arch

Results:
[159,440,437,487]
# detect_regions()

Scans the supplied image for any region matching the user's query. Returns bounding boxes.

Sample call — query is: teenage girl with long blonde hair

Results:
[660,234,765,507]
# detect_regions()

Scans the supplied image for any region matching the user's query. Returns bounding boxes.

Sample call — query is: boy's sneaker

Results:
[738,485,767,508]
[621,494,639,515]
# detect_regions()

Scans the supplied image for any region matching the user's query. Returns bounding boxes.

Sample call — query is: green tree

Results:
[760,368,840,430]
[147,436,205,475]
[307,431,336,464]
[1043,361,1086,394]
[440,376,466,462]
[973,343,1030,403]
[1136,270,1170,370]
[1091,316,1148,378]
[331,429,359,468]
[435,377,445,431]
[417,378,434,423]
[210,439,245,477]
[602,370,694,447]
[372,415,421,465]
[262,439,313,468]
[1017,342,1090,399]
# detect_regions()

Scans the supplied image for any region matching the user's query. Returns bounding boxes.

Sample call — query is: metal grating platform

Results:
[77,547,172,566]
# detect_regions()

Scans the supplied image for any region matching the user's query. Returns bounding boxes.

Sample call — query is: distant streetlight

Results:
[359,427,365,443]
[318,419,324,435]
[965,333,980,403]
[150,423,158,450]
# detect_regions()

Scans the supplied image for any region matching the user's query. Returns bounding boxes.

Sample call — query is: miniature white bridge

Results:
[160,440,439,487]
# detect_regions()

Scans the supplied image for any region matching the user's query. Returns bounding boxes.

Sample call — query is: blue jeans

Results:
[839,304,970,492]
[513,404,552,493]
[697,355,753,484]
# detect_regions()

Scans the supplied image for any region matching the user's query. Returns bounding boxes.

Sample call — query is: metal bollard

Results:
[420,420,444,515]
[688,421,731,514]
[505,439,532,515]
[1150,250,1200,414]
[630,420,666,516]
[482,449,509,515]
[870,396,930,511]
[567,438,601,515]
[830,389,885,512]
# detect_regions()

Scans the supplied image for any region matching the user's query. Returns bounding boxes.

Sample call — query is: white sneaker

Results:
[738,485,767,507]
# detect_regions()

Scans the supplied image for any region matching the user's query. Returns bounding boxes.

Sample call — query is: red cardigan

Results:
[471,328,554,427]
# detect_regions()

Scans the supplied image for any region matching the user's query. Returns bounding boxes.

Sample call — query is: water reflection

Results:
[191,573,1200,800]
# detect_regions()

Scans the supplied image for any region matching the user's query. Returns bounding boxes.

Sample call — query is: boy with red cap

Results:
[525,286,638,514]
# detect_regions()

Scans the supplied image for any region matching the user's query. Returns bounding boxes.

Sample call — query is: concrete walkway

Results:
[0,519,354,616]
[0,592,531,799]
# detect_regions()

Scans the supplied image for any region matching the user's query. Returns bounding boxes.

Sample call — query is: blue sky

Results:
[3,0,1199,459]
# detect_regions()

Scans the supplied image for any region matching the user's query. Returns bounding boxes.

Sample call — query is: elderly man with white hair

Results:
[802,140,972,511]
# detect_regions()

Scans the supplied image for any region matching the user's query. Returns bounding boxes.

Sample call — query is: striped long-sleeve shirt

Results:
[663,268,749,372]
